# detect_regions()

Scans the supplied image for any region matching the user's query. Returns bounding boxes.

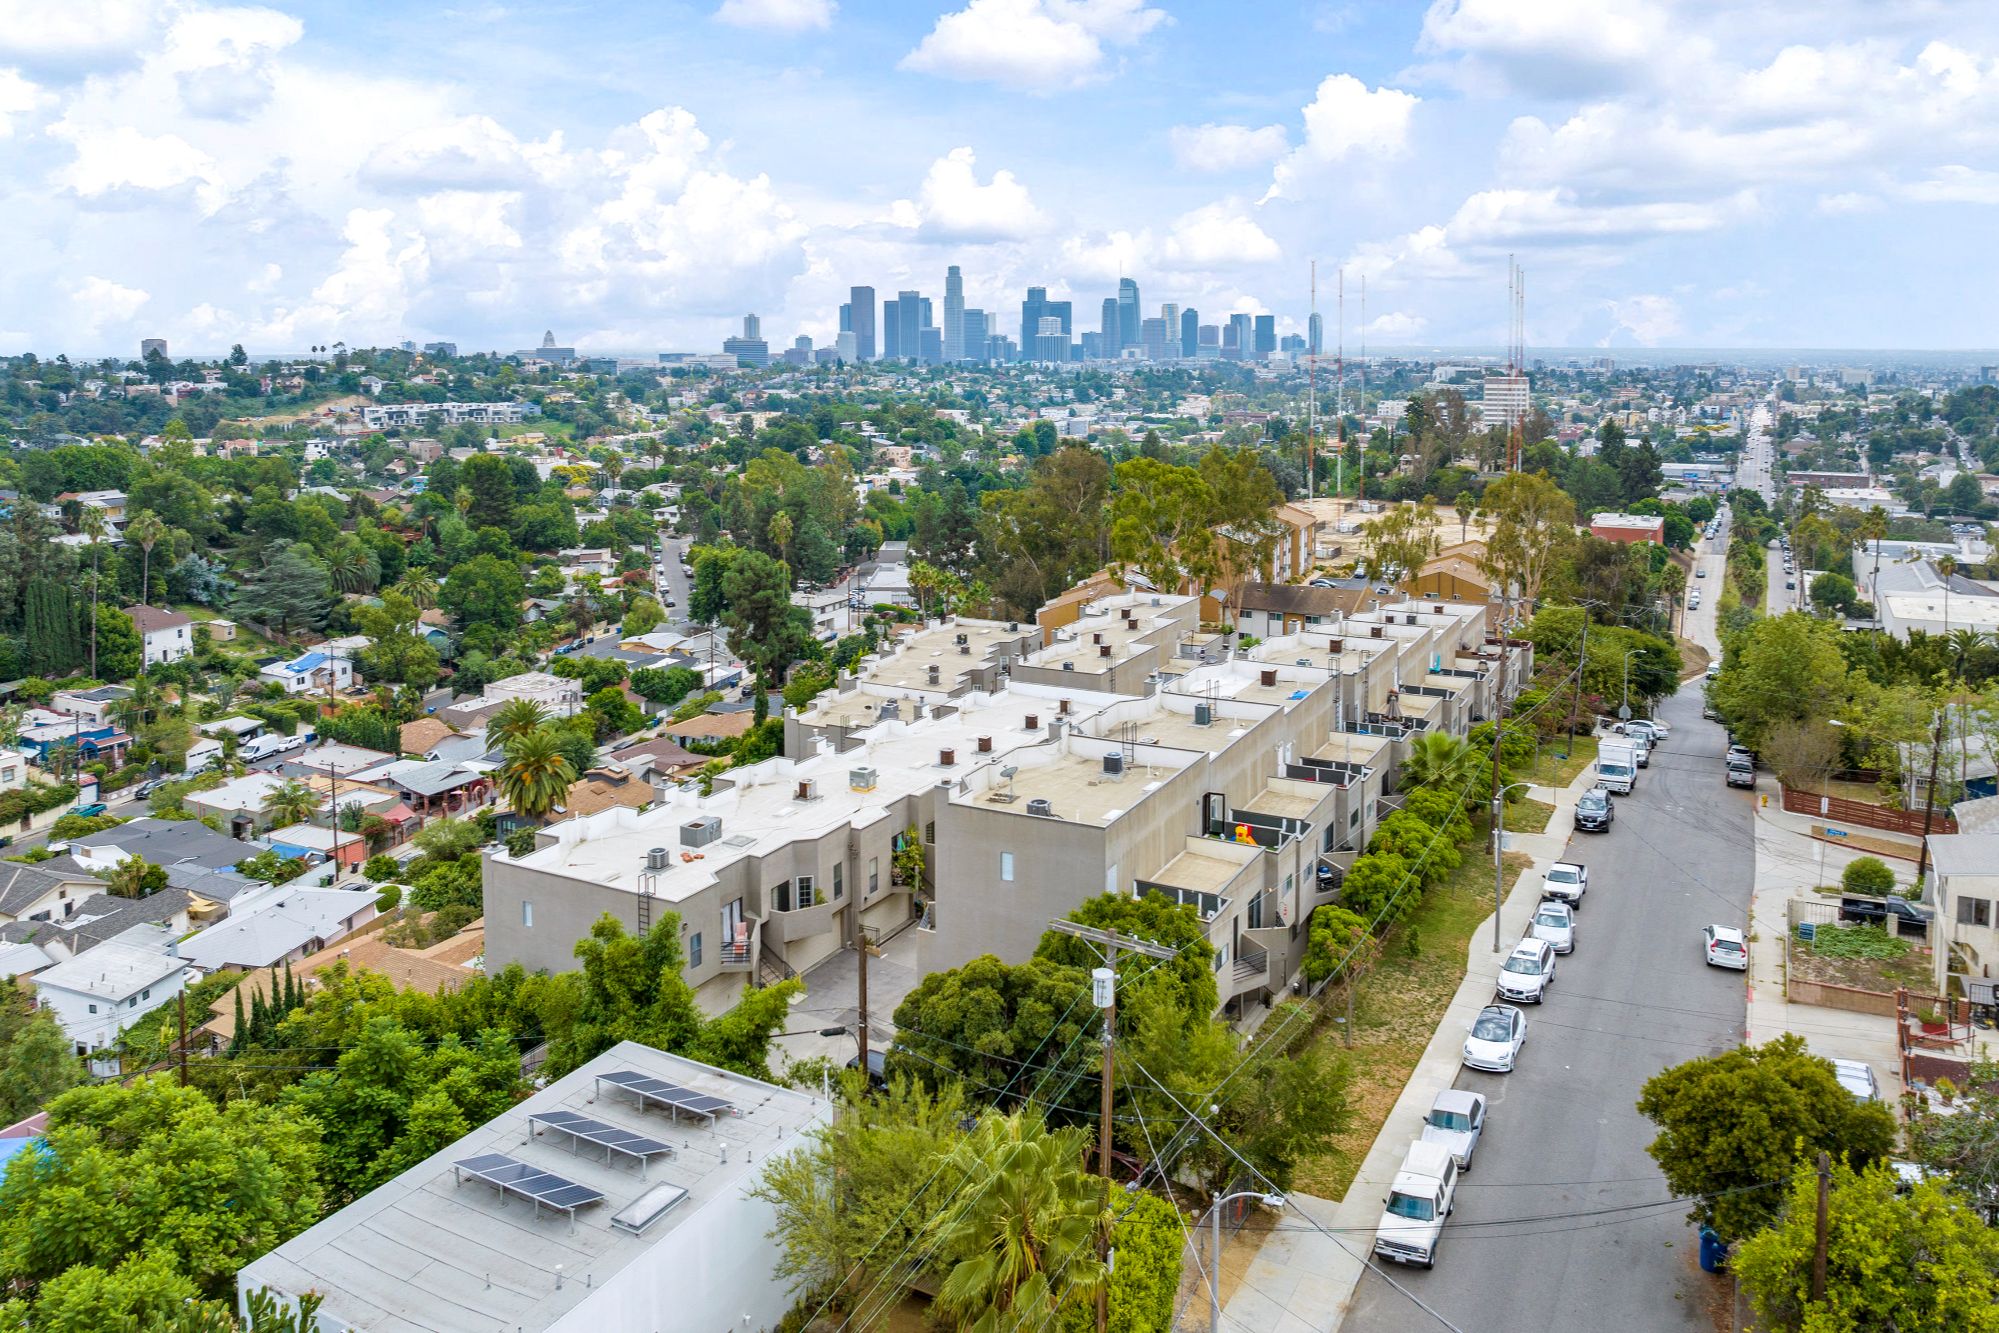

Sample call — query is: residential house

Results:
[236,1043,828,1333]
[1233,581,1373,640]
[124,606,195,667]
[64,817,250,877]
[1925,832,1999,994]
[0,862,100,928]
[32,924,185,1062]
[259,650,354,696]
[399,717,461,759]
[484,671,583,719]
[263,824,369,872]
[658,711,754,748]
[50,685,132,727]
[179,886,380,971]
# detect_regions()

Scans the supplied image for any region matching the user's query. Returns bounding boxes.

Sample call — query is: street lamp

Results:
[1210,1192,1286,1333]
[1493,780,1534,953]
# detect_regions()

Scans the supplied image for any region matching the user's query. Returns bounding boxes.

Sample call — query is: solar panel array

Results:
[596,1069,736,1123]
[453,1153,605,1218]
[531,1109,675,1167]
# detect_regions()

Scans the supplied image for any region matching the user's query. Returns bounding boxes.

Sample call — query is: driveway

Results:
[1341,683,1753,1333]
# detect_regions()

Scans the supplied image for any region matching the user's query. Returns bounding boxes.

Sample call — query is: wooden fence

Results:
[1780,786,1957,837]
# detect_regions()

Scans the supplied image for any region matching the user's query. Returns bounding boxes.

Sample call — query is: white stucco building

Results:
[32,925,186,1062]
[483,671,584,719]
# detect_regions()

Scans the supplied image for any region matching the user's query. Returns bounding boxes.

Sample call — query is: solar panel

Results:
[596,1069,736,1124]
[453,1153,605,1220]
[531,1109,675,1168]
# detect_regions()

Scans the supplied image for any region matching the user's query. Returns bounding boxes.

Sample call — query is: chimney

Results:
[1099,644,1112,658]
[977,736,992,753]
[939,748,956,767]
[1059,699,1071,715]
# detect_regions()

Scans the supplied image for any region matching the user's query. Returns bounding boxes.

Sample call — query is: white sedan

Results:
[1463,1004,1528,1073]
[1530,900,1576,955]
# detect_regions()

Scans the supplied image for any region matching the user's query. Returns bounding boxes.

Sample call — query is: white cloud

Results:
[364,116,564,193]
[1169,123,1287,172]
[161,5,302,119]
[890,147,1046,241]
[0,70,46,136]
[1265,74,1419,200]
[1904,165,1999,205]
[0,0,161,78]
[1415,0,1688,96]
[1366,311,1427,340]
[900,0,1169,93]
[714,0,837,32]
[1602,293,1684,345]
[51,124,228,212]
[1816,191,1881,214]
[69,275,151,335]
[1160,202,1280,266]
[417,190,523,254]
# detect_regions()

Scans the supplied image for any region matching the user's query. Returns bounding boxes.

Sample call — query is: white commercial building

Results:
[237,1042,829,1333]
[483,671,584,719]
[360,401,538,430]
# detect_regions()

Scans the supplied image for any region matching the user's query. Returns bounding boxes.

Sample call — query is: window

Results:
[1000,851,1015,882]
[522,900,534,928]
[141,989,150,1001]
[869,857,879,896]
[1957,896,1992,928]
[797,875,815,908]
[833,864,843,900]
[688,932,703,967]
[87,1004,98,1015]
[1105,862,1119,894]
[774,879,793,912]
[925,822,935,844]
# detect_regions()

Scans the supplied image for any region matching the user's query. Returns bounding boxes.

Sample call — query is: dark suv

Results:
[1574,787,1614,832]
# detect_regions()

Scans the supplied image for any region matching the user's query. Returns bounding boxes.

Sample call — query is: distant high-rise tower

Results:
[1180,308,1199,359]
[1101,297,1121,358]
[839,302,852,334]
[962,309,987,358]
[1034,316,1069,364]
[1117,278,1140,353]
[897,290,921,363]
[943,265,965,361]
[1227,314,1253,358]
[1253,314,1275,356]
[1021,287,1050,360]
[1140,317,1168,360]
[1308,312,1323,357]
[743,313,762,341]
[881,298,900,359]
[140,337,168,360]
[850,286,877,361]
[918,296,933,331]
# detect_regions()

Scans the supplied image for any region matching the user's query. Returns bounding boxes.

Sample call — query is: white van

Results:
[240,734,290,762]
[1374,1141,1458,1268]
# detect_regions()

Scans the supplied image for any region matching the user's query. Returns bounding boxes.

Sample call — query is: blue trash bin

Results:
[1698,1225,1728,1273]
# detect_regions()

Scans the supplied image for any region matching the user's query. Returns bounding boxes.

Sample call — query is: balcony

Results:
[1228,945,1270,997]
[766,893,838,944]
[717,938,753,971]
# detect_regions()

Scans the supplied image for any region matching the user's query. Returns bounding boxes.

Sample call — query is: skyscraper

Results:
[1180,308,1200,359]
[1021,287,1050,359]
[849,286,877,361]
[943,265,965,362]
[897,290,921,364]
[742,313,762,341]
[839,302,852,334]
[1034,316,1068,364]
[881,298,900,359]
[962,309,987,358]
[1100,297,1121,358]
[1253,314,1276,357]
[722,314,770,367]
[1117,278,1139,353]
[1140,317,1168,360]
[1308,312,1323,357]
[1227,314,1253,358]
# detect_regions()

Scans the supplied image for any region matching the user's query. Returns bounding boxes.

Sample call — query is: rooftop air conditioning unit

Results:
[1099,644,1112,658]
[1193,702,1212,726]
[1007,621,1019,632]
[956,633,968,645]
[1027,798,1055,817]
[977,736,993,752]
[850,766,878,791]
[1102,752,1125,776]
[796,779,818,801]
[680,816,722,848]
[1062,661,1075,672]
[1092,632,1103,644]
[646,847,670,871]
[1059,699,1071,715]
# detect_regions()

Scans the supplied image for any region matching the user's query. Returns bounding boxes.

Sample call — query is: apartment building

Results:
[480,590,1524,1021]
[359,401,539,429]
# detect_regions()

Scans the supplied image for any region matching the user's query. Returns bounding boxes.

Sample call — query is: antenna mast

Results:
[1306,260,1316,501]
[1336,268,1345,500]
[1506,256,1527,472]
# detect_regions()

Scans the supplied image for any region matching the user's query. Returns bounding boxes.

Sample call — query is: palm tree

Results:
[934,1113,1107,1333]
[488,698,550,746]
[1398,730,1473,790]
[1858,506,1890,609]
[1454,491,1475,543]
[498,727,576,822]
[767,510,794,565]
[261,778,319,828]
[1948,627,1982,680]
[77,505,108,678]
[393,572,438,610]
[126,510,167,605]
[1939,553,1959,636]
[325,541,377,595]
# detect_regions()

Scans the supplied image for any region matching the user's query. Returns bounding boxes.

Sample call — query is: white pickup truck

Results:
[1373,1140,1459,1269]
[1541,861,1588,909]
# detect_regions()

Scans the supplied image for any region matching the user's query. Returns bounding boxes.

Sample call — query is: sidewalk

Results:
[1744,777,1904,1097]
[1216,763,1601,1331]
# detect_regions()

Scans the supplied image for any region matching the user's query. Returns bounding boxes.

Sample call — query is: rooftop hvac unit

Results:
[1371,627,1384,638]
[1027,798,1055,817]
[1406,614,1418,625]
[1025,713,1040,730]
[850,766,878,791]
[646,847,670,871]
[1062,661,1075,671]
[1008,621,1019,632]
[1296,659,1311,667]
[939,748,956,767]
[956,633,968,645]
[926,664,940,684]
[879,699,900,720]
[977,735,993,752]
[796,778,818,801]
[1099,644,1112,658]
[1193,702,1212,726]
[1260,668,1277,687]
[680,816,723,848]
[1102,752,1125,776]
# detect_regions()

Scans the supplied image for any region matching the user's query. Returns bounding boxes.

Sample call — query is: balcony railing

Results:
[717,940,753,970]
[1137,881,1227,922]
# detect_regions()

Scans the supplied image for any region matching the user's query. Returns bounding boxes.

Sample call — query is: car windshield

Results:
[1502,954,1540,975]
[1548,868,1577,884]
[1428,1109,1473,1132]
[1579,797,1604,812]
[1385,1191,1435,1221]
[1535,910,1567,928]
[1472,1012,1513,1041]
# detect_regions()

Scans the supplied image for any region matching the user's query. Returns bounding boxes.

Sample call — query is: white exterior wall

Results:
[141,623,194,667]
[37,970,183,1054]
[1934,868,1999,993]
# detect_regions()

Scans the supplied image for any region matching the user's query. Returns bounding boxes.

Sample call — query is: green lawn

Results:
[1287,845,1534,1202]
[1503,797,1555,834]
[1523,734,1598,787]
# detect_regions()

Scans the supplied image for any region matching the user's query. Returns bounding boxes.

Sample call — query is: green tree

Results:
[1480,471,1577,606]
[1035,892,1216,1021]
[497,727,576,823]
[1061,1190,1183,1333]
[0,1000,84,1122]
[437,552,525,636]
[106,855,167,899]
[461,454,518,531]
[1733,1161,1999,1333]
[1908,1057,1999,1217]
[889,955,1096,1115]
[125,510,167,605]
[1810,571,1858,616]
[0,1078,324,1300]
[1636,1035,1897,1242]
[1711,613,1855,750]
[232,540,332,636]
[92,606,142,681]
[487,697,551,747]
[621,595,665,637]
[719,549,814,686]
[1398,731,1474,789]
[1840,856,1897,896]
[934,1112,1107,1333]
[630,665,701,707]
[1302,905,1374,984]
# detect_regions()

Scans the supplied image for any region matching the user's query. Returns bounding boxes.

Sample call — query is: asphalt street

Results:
[1342,682,1753,1333]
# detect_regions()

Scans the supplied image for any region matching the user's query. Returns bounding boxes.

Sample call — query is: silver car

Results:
[1420,1089,1488,1171]
[1531,900,1576,955]
[1497,938,1557,1004]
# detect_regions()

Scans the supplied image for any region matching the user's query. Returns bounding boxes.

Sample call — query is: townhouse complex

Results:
[483,587,1527,1017]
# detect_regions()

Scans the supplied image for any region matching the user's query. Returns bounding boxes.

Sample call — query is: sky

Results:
[4,0,1998,359]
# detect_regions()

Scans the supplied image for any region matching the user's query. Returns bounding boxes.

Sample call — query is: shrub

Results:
[1841,856,1896,897]
[504,827,538,858]
[362,854,400,883]
[49,812,125,841]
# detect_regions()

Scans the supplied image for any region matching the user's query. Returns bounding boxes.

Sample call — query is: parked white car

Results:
[1373,1141,1459,1269]
[1420,1089,1487,1172]
[1497,938,1557,1004]
[1703,924,1748,970]
[1462,1004,1528,1073]
[1542,861,1588,909]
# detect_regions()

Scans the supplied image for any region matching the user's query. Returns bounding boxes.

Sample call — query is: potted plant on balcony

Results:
[1917,1004,1949,1035]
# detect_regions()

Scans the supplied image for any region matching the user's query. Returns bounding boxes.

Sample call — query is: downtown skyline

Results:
[4,1,1999,357]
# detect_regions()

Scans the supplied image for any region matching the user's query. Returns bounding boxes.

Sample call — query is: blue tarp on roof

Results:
[282,652,327,672]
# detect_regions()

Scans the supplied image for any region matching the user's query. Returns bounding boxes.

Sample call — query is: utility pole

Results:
[1810,1150,1831,1303]
[1915,703,1948,887]
[1490,593,1509,954]
[1047,919,1178,1333]
[176,990,188,1087]
[1562,613,1590,759]
[855,923,875,1075]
